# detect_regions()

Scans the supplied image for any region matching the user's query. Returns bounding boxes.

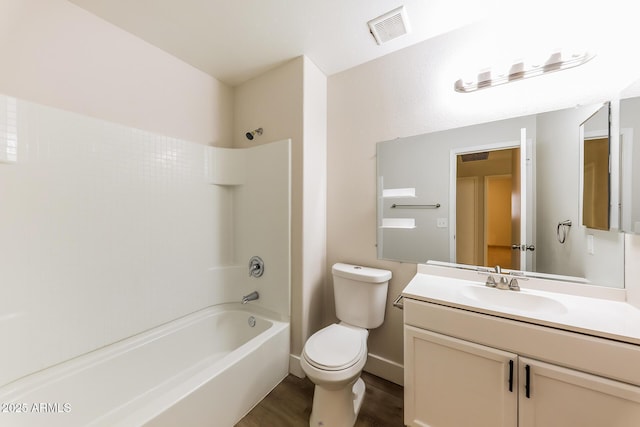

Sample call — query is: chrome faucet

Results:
[242,291,259,304]
[485,265,519,291]
[495,265,510,290]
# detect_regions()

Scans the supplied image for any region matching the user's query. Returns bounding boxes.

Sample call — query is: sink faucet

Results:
[242,291,259,304]
[484,265,509,290]
[484,265,521,291]
[495,266,510,290]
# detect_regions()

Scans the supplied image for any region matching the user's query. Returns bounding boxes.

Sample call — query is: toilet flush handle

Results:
[392,294,404,310]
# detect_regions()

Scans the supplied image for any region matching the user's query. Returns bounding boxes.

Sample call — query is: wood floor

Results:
[236,371,404,427]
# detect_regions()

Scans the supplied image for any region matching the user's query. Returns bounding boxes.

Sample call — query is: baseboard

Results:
[364,353,404,386]
[288,353,305,378]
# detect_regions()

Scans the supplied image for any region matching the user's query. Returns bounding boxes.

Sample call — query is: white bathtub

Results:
[0,304,290,427]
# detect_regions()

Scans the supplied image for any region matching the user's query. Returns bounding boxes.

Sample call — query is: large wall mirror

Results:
[377,101,627,288]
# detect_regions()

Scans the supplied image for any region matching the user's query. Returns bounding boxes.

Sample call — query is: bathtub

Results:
[0,304,290,427]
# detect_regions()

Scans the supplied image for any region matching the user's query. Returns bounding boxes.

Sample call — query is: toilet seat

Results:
[302,324,366,371]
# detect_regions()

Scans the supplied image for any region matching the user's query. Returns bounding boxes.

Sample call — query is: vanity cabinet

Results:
[518,358,640,427]
[405,327,517,426]
[404,298,640,427]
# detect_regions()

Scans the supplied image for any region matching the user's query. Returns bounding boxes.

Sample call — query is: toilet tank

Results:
[332,263,392,329]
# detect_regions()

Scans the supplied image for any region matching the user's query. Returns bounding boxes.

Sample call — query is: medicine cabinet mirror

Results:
[620,81,640,234]
[581,103,611,231]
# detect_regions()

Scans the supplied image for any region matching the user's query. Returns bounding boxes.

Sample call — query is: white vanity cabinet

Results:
[405,326,517,426]
[518,357,640,427]
[403,298,640,427]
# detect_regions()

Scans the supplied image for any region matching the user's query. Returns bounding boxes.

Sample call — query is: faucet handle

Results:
[497,275,510,290]
[509,278,520,291]
[249,256,264,278]
[485,275,497,288]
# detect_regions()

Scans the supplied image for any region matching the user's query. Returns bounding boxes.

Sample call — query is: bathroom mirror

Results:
[581,103,611,231]
[620,81,640,234]
[377,102,625,288]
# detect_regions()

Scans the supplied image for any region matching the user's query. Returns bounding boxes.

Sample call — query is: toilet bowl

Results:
[302,323,368,388]
[300,263,391,427]
[300,324,368,427]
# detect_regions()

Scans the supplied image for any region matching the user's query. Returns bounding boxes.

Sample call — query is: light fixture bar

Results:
[454,50,595,93]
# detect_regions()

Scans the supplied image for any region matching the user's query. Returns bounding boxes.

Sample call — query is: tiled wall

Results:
[0,95,290,387]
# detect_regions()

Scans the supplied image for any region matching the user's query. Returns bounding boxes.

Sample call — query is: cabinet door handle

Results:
[508,360,514,392]
[525,364,531,398]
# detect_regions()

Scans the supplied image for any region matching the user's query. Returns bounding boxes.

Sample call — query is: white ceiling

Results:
[68,0,507,86]
[68,0,640,101]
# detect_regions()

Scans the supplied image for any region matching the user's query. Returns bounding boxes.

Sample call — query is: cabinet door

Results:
[404,326,518,427]
[519,358,640,427]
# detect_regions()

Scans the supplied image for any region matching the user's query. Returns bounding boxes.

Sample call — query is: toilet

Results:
[300,263,392,427]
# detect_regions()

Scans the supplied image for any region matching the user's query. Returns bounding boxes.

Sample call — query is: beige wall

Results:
[301,57,328,361]
[0,0,232,146]
[627,234,640,307]
[233,57,327,374]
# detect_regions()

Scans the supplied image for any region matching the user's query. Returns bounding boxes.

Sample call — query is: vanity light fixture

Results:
[454,50,595,93]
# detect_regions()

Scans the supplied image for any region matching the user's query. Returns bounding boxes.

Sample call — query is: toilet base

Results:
[309,377,365,427]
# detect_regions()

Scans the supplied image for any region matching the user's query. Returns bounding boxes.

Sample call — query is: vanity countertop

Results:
[402,264,640,346]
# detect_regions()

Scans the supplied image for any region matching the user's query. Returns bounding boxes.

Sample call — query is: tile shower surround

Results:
[0,94,237,386]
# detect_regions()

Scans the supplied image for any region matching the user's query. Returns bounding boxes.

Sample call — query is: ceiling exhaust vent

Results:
[368,6,410,45]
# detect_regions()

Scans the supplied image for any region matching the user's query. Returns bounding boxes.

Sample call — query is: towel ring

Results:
[557,220,572,244]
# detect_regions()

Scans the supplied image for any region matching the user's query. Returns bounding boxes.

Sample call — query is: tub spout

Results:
[242,291,259,304]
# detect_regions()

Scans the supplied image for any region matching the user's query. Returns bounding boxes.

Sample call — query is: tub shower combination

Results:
[0,95,292,426]
[0,304,289,426]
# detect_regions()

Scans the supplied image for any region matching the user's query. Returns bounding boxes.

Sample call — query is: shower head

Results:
[245,128,263,141]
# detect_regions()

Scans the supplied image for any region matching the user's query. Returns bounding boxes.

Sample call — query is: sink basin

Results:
[461,285,568,315]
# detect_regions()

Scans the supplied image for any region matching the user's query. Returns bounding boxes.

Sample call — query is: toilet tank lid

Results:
[332,263,392,283]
